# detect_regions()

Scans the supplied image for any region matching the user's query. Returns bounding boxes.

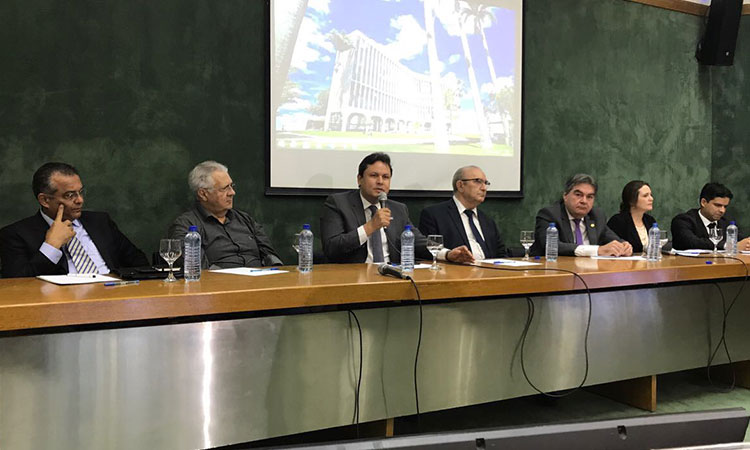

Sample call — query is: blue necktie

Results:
[66,235,97,274]
[573,219,584,245]
[464,209,489,257]
[368,205,385,263]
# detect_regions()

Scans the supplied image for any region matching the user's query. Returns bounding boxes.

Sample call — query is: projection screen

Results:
[269,0,523,196]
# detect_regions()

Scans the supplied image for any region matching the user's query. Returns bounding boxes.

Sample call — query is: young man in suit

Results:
[671,182,750,251]
[0,162,148,278]
[320,152,468,264]
[529,173,632,257]
[419,166,504,263]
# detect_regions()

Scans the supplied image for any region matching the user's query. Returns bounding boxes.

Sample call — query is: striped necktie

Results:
[66,235,98,274]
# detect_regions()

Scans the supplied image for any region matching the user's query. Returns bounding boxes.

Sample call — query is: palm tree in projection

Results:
[460,3,498,84]
[423,0,450,152]
[445,0,492,149]
[273,0,310,115]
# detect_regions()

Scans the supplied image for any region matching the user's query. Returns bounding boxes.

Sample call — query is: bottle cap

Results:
[731,221,736,225]
[404,225,412,231]
[303,224,311,230]
[651,223,658,228]
[549,222,556,227]
[188,226,198,232]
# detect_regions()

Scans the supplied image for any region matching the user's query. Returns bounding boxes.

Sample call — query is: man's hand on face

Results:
[364,208,392,235]
[45,204,76,249]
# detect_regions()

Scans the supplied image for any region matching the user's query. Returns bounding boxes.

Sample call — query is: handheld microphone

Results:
[378,192,388,230]
[377,263,409,279]
[378,191,388,209]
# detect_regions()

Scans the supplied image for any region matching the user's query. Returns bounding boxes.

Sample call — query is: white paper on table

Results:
[210,267,288,277]
[413,263,433,270]
[37,274,120,285]
[741,251,750,255]
[591,256,647,261]
[480,258,542,267]
[672,249,715,257]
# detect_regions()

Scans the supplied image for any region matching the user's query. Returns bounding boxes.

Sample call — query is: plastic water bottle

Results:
[545,222,558,262]
[647,223,660,261]
[184,225,201,281]
[401,225,415,273]
[298,224,313,273]
[726,221,738,256]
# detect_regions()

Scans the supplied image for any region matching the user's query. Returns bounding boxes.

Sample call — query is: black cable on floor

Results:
[471,264,593,398]
[406,275,423,428]
[347,309,363,432]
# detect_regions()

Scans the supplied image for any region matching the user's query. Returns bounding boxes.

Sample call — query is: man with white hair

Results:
[169,161,282,269]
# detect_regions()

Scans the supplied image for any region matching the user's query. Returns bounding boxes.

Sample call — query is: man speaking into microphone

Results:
[320,152,435,264]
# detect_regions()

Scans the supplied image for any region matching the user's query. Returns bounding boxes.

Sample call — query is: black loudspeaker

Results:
[696,0,743,66]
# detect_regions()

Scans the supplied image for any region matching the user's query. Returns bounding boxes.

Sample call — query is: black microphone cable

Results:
[346,310,364,433]
[702,255,749,391]
[406,275,423,427]
[467,263,593,398]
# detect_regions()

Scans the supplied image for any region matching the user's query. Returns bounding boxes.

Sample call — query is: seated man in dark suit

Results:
[169,160,282,269]
[671,182,750,251]
[419,166,504,263]
[0,162,148,278]
[529,173,632,257]
[321,152,464,264]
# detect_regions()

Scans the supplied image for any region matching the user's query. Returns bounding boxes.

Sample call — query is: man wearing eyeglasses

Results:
[169,160,282,269]
[0,162,148,277]
[529,173,632,257]
[418,166,504,263]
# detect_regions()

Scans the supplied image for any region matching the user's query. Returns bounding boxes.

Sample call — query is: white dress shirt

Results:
[356,193,390,263]
[698,209,716,235]
[452,196,486,260]
[566,209,599,257]
[39,210,111,274]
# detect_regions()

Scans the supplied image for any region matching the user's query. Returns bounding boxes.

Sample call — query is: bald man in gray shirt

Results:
[169,161,282,269]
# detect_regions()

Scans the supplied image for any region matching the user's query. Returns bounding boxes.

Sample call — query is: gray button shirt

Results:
[169,203,282,269]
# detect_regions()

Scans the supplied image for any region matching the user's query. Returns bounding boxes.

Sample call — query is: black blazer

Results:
[607,211,656,254]
[0,211,149,278]
[320,190,430,264]
[670,208,742,250]
[529,200,622,257]
[418,199,508,258]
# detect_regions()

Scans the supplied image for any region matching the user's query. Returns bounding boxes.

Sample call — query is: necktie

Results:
[66,235,98,274]
[573,219,584,246]
[368,205,385,263]
[464,210,489,256]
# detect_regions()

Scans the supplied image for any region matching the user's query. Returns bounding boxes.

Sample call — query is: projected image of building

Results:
[324,30,434,134]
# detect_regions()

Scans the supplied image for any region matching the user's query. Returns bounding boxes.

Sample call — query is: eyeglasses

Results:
[461,178,491,186]
[53,188,85,201]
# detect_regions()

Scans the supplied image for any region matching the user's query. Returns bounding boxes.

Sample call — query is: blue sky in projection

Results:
[280,0,517,117]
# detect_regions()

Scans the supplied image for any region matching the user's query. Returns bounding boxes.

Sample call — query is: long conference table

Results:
[1,255,750,449]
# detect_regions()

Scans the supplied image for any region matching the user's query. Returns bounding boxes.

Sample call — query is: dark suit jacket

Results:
[320,190,430,264]
[606,211,657,254]
[529,200,622,257]
[670,208,741,250]
[418,199,508,258]
[0,211,148,278]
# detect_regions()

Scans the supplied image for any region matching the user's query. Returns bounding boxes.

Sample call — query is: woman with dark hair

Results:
[607,180,656,254]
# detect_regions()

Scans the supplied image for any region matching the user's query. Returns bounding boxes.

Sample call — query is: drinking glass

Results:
[426,235,444,271]
[159,238,182,282]
[658,230,668,260]
[292,233,300,254]
[708,227,723,256]
[520,230,534,260]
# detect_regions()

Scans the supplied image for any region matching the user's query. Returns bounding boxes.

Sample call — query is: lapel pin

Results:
[590,223,596,228]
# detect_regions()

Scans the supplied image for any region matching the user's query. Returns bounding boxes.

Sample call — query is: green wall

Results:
[712,24,750,229]
[0,0,728,264]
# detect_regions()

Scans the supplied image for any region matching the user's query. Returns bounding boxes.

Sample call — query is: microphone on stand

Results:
[377,263,409,280]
